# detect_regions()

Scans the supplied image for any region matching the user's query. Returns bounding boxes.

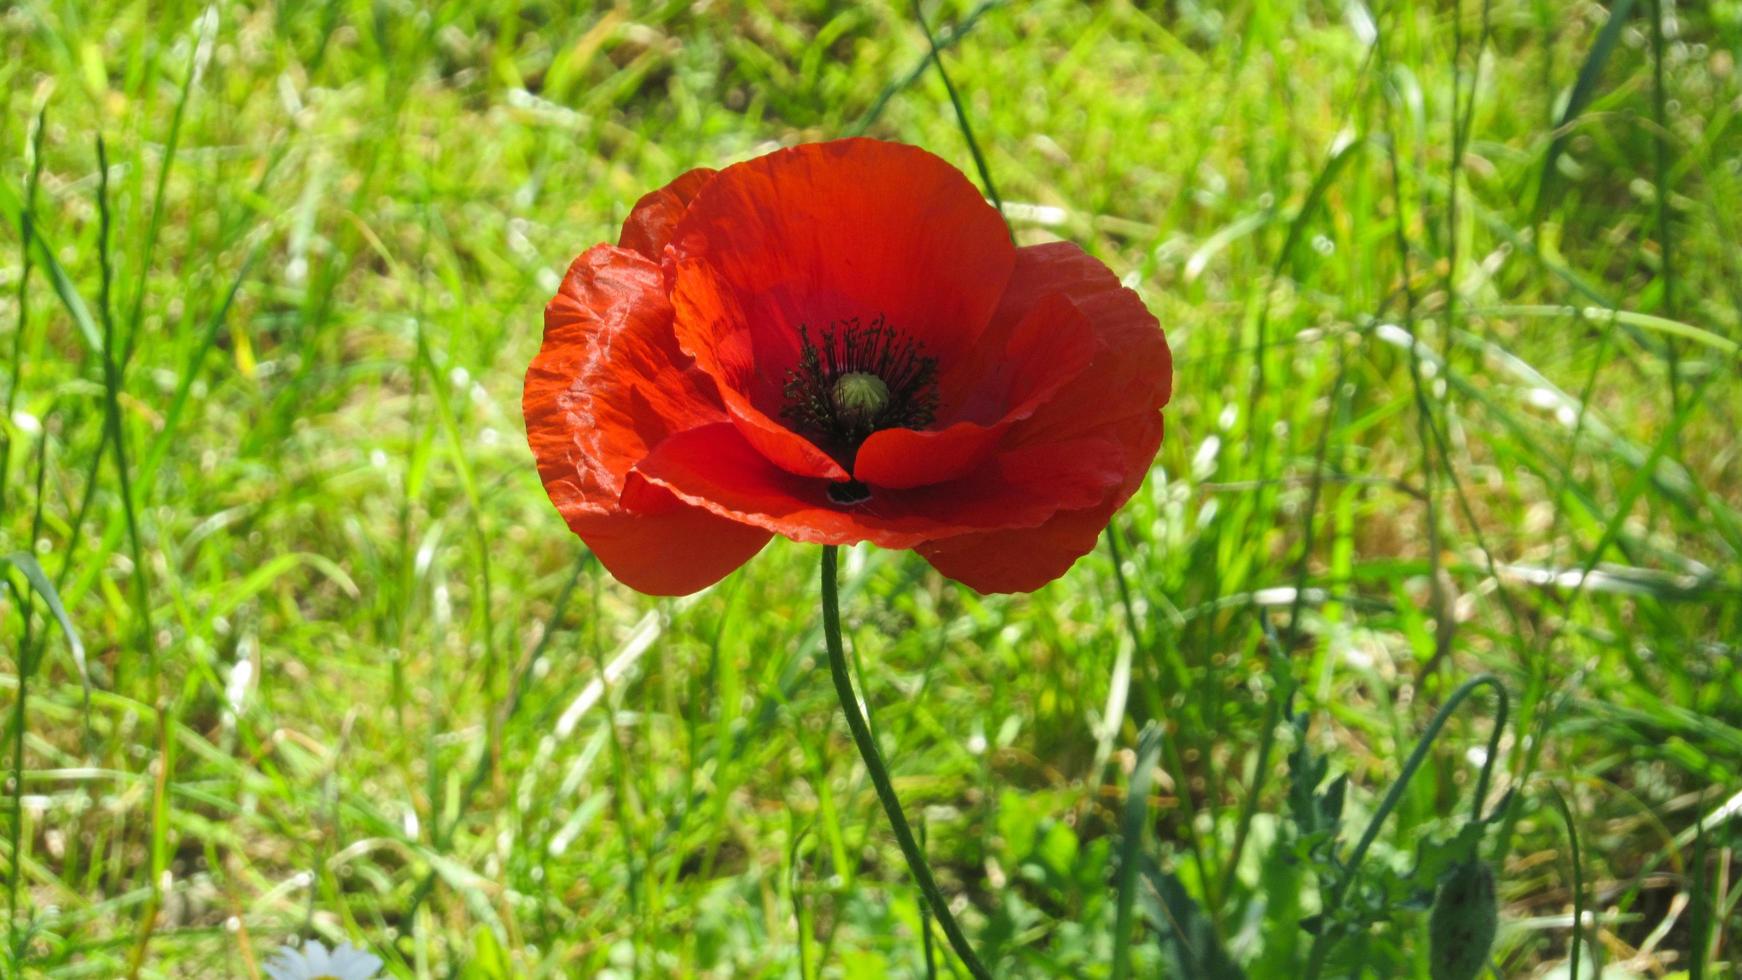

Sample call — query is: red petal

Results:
[918,414,1165,594]
[653,259,850,480]
[634,422,1121,549]
[524,244,770,594]
[571,481,771,596]
[853,293,1093,488]
[665,139,1014,475]
[618,168,716,261]
[997,242,1173,442]
[632,240,1163,559]
[915,243,1173,593]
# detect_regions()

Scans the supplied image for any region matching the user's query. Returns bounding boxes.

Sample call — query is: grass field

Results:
[3,0,1741,976]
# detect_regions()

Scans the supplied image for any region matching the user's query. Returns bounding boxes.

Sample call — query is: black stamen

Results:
[781,314,941,496]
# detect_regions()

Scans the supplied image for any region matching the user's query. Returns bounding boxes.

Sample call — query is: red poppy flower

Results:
[524,138,1172,596]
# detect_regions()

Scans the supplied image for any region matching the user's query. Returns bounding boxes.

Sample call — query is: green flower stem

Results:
[819,546,991,980]
[1302,673,1509,980]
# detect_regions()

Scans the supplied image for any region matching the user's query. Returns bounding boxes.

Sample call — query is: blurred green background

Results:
[2,0,1739,976]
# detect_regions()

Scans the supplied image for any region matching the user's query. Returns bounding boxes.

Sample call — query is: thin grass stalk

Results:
[5,573,38,962]
[7,431,59,964]
[1,109,46,516]
[93,136,166,980]
[909,0,1005,228]
[1648,0,1680,436]
[121,22,202,368]
[1549,786,1585,980]
[853,0,1005,136]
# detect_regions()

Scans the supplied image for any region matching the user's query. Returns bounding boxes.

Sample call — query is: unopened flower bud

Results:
[1429,860,1498,980]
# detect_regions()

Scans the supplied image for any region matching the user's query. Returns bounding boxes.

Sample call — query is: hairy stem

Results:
[819,546,990,980]
[1302,673,1508,979]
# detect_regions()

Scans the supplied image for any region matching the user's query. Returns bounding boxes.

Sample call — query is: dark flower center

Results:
[781,315,939,476]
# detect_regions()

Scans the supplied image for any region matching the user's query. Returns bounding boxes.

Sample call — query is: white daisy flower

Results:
[262,938,384,980]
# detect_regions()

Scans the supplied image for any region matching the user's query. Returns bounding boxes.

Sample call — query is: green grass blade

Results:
[3,552,88,697]
[1537,0,1636,215]
[908,0,1004,221]
[0,179,103,356]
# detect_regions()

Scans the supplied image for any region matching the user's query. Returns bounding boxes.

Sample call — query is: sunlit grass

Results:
[2,0,1738,976]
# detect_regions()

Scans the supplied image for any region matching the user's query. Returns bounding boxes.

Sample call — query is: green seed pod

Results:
[830,371,892,434]
[1429,860,1498,980]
